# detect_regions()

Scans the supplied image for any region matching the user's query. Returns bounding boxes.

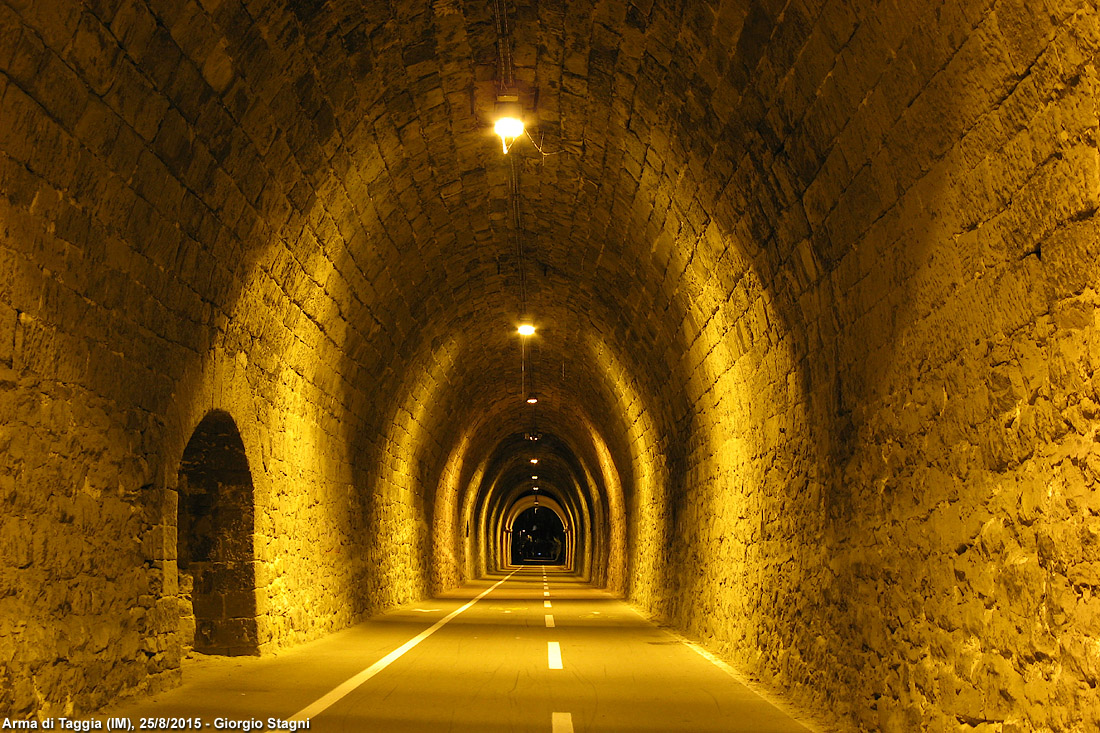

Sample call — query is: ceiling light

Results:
[530,458,538,464]
[494,116,524,153]
[533,486,539,491]
[494,97,525,154]
[517,324,535,336]
[531,475,538,480]
[526,394,538,404]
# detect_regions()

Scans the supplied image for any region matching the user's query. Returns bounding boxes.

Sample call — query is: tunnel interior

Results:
[1,0,1099,728]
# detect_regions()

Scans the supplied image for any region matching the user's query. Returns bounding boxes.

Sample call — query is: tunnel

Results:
[1,0,1099,730]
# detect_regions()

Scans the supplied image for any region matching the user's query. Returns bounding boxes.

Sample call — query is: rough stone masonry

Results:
[1,0,1100,730]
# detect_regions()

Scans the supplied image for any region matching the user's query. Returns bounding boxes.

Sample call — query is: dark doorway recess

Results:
[177,410,258,656]
[510,506,566,565]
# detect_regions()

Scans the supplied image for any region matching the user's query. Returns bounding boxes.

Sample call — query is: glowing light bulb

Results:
[531,475,538,480]
[530,458,538,464]
[494,116,524,153]
[527,394,538,404]
[517,324,535,336]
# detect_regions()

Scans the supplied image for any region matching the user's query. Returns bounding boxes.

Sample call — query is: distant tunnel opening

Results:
[177,411,258,656]
[509,506,566,565]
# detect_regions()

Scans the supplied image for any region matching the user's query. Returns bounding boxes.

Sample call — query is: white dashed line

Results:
[547,641,563,669]
[543,590,550,597]
[551,712,574,732]
[544,600,552,608]
[545,614,555,628]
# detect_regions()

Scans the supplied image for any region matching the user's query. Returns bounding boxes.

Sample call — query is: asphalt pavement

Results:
[100,568,817,732]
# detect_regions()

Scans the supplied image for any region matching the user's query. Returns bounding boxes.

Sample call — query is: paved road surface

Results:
[101,568,816,732]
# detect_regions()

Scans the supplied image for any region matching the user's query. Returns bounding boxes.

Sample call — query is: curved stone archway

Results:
[176,410,258,656]
[501,494,574,570]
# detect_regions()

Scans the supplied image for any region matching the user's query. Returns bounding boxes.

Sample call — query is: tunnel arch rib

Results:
[506,494,573,564]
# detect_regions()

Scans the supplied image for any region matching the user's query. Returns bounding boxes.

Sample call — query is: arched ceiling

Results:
[213,0,788,444]
[163,0,807,585]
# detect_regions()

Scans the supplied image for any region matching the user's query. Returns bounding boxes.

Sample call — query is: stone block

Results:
[192,592,223,620]
[67,11,119,95]
[0,301,15,366]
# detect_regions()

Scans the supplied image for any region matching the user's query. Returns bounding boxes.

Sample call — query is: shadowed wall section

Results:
[1,0,1099,729]
[176,410,258,657]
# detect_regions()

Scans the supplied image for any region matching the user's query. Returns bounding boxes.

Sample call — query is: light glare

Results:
[494,116,525,152]
[517,324,536,336]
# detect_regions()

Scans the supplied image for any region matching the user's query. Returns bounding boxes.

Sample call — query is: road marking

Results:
[544,600,552,608]
[679,637,815,727]
[551,712,573,732]
[543,590,550,597]
[288,571,517,721]
[547,641,563,669]
[545,614,555,628]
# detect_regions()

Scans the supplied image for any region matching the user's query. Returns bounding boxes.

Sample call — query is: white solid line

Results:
[547,641,563,669]
[288,571,518,721]
[551,712,574,733]
[680,638,819,729]
[545,614,555,628]
[544,600,552,608]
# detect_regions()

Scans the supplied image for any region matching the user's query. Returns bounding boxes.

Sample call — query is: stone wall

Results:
[605,0,1100,730]
[817,4,1100,726]
[0,0,444,714]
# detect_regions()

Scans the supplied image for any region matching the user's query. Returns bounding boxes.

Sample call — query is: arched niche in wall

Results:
[503,494,574,569]
[176,410,258,656]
